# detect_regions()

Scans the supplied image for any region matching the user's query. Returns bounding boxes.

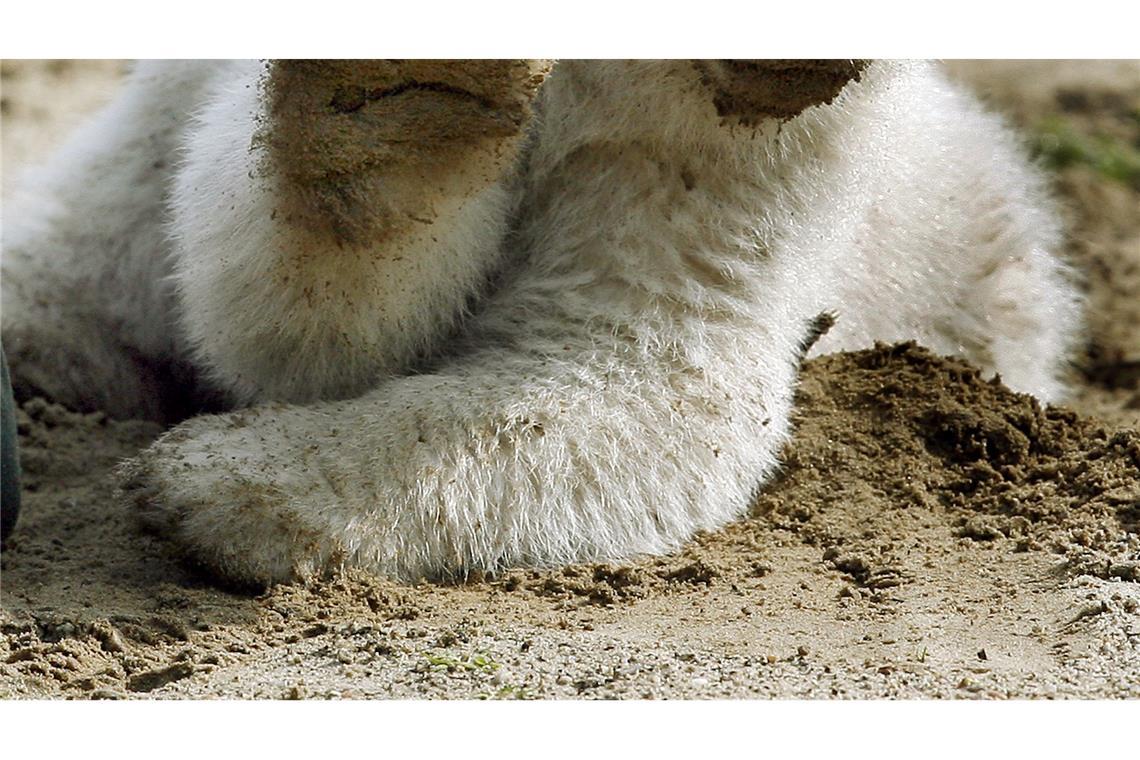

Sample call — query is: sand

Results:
[1,59,1137,699]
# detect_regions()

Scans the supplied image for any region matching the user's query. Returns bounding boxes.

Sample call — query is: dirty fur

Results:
[1,60,1081,585]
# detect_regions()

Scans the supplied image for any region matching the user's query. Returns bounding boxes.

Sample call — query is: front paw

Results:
[117,406,353,586]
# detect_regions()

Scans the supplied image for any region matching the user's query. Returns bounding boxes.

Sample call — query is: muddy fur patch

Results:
[698,59,869,122]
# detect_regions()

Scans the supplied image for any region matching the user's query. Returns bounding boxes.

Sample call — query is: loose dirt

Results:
[1,60,1137,699]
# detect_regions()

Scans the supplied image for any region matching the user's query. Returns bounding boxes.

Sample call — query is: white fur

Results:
[2,61,232,419]
[1,60,1081,584]
[169,61,525,404]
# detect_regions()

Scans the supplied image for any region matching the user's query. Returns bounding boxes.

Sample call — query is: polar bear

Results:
[1,60,1080,585]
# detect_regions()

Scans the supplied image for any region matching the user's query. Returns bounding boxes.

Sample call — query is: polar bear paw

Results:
[118,406,352,586]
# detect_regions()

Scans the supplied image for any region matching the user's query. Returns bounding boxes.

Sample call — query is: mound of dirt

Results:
[2,344,1137,699]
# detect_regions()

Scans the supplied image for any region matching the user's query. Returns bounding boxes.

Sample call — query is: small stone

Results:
[90,688,125,700]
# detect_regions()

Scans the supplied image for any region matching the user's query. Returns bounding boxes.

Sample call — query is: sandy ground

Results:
[0,60,1137,700]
